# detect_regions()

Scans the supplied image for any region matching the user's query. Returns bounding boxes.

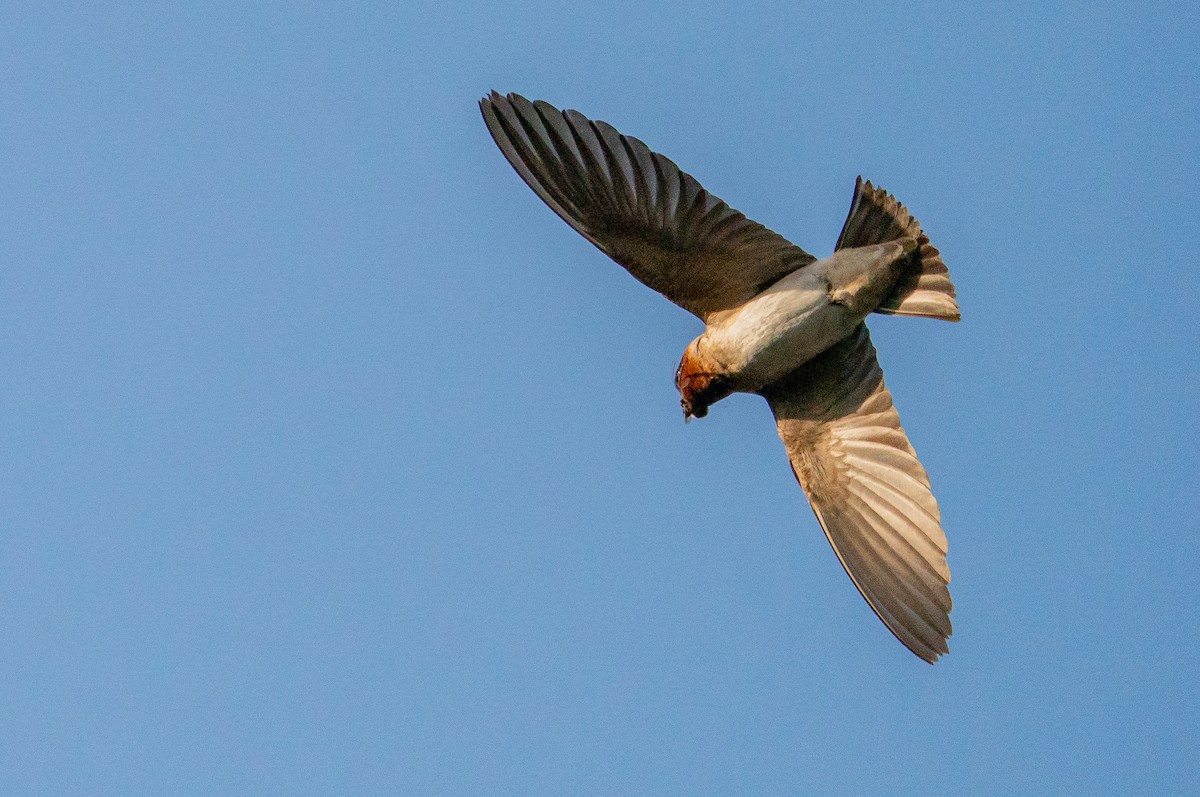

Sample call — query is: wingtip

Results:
[480,92,521,126]
[480,90,511,107]
[909,635,950,665]
[479,95,497,126]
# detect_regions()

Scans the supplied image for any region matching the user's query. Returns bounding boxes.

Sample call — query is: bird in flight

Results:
[480,92,959,663]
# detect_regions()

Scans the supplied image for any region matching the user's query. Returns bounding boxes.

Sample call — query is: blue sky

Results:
[2,2,1198,794]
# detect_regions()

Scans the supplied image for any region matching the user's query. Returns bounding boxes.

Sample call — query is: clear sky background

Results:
[2,2,1198,794]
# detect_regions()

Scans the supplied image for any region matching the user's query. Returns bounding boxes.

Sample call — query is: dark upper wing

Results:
[480,92,816,320]
[761,325,952,663]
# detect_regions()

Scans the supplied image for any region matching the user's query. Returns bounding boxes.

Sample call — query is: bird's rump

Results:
[836,177,960,321]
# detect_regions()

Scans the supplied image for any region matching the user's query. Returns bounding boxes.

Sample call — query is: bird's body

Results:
[687,239,916,399]
[480,92,960,663]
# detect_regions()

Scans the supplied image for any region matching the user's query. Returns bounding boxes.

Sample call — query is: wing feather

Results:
[481,92,817,319]
[761,325,953,663]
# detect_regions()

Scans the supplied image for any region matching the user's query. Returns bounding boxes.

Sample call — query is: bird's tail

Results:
[835,177,959,321]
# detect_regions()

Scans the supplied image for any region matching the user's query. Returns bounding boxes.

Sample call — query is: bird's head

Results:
[675,340,733,421]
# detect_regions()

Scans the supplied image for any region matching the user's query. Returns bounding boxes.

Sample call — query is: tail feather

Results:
[836,177,960,322]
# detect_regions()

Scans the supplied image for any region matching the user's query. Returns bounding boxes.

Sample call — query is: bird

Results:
[479,91,959,663]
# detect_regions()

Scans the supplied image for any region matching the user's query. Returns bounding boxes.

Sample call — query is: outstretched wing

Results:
[761,325,952,662]
[480,92,816,320]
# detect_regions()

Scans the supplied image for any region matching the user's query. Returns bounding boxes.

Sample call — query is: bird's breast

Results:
[701,264,861,392]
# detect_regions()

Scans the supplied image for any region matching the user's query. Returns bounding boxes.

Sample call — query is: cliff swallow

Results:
[480,92,960,663]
